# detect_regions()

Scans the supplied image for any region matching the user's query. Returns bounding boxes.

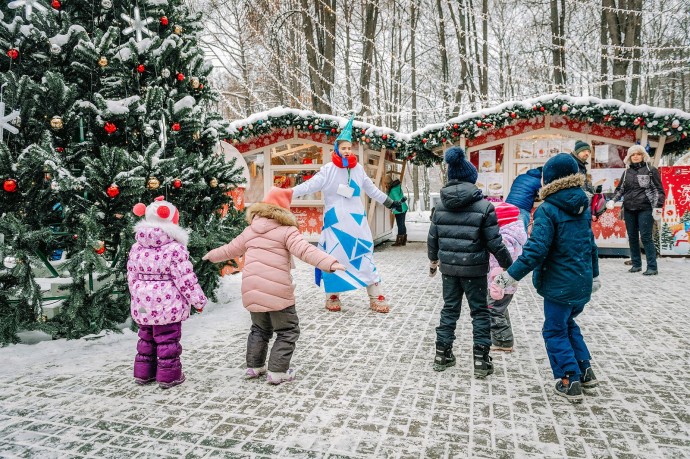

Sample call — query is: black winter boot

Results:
[473,344,494,378]
[401,234,407,246]
[391,235,404,246]
[554,377,584,403]
[433,345,456,372]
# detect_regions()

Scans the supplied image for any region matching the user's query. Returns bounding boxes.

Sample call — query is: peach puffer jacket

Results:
[204,203,338,312]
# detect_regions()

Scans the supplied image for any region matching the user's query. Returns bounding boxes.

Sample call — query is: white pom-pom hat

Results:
[132,196,188,245]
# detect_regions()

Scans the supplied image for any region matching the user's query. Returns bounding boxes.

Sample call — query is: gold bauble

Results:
[174,25,183,35]
[50,115,64,130]
[190,77,200,89]
[192,131,200,140]
[146,176,160,190]
[209,177,219,188]
[98,56,108,67]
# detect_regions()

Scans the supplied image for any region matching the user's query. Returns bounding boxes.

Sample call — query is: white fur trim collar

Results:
[134,220,190,246]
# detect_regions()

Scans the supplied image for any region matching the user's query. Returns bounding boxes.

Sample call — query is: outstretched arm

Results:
[292,167,328,198]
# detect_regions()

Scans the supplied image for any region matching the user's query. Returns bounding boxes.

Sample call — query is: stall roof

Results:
[225,95,690,165]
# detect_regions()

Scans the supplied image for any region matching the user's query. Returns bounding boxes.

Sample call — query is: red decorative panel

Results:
[592,207,628,243]
[467,117,546,147]
[550,116,636,142]
[234,128,295,153]
[291,206,324,235]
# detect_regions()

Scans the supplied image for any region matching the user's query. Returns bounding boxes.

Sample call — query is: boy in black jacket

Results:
[428,147,513,378]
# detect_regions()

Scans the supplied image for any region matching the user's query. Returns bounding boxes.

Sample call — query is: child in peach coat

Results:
[203,187,344,384]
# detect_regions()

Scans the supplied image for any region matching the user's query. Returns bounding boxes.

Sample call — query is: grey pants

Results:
[489,294,514,347]
[247,305,300,373]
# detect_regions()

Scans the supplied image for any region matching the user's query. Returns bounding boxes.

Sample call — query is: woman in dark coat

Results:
[607,144,665,275]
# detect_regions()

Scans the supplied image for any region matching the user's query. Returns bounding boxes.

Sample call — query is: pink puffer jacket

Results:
[127,223,207,326]
[204,203,338,312]
[488,220,528,295]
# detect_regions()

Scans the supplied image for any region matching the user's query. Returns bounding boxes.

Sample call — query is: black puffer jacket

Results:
[612,162,665,211]
[428,180,513,277]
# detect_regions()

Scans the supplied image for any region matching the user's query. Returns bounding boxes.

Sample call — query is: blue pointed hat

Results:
[334,114,355,166]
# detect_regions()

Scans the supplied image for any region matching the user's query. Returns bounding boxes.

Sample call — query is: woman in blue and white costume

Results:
[291,117,404,313]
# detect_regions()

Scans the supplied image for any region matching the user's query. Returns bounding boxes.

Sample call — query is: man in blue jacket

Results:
[493,153,600,403]
[505,167,543,231]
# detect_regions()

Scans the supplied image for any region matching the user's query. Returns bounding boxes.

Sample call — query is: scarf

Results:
[331,152,358,169]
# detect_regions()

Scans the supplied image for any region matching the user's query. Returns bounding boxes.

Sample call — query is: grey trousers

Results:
[247,305,300,373]
[489,294,514,347]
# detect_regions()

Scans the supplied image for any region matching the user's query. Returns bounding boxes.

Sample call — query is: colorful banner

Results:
[658,166,690,256]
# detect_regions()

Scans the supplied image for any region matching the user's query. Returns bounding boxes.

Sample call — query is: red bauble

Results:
[7,48,19,60]
[106,184,119,198]
[176,73,185,81]
[382,134,387,140]
[199,84,203,89]
[532,105,538,110]
[51,0,61,8]
[422,138,428,144]
[476,121,483,127]
[330,128,336,134]
[104,122,117,134]
[540,107,545,112]
[510,112,517,119]
[453,123,459,129]
[238,126,243,132]
[56,147,64,153]
[160,16,169,26]
[137,64,145,73]
[308,124,313,130]
[172,179,182,189]
[441,138,446,143]
[171,122,181,131]
[95,245,106,255]
[3,179,18,193]
[72,234,78,240]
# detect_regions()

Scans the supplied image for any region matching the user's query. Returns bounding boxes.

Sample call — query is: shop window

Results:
[470,145,504,198]
[245,152,265,204]
[271,143,324,202]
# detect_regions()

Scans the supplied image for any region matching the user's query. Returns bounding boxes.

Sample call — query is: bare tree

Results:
[601,0,643,101]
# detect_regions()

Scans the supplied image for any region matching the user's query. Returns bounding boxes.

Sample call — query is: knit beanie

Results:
[262,186,293,210]
[542,153,579,185]
[573,140,591,156]
[493,202,520,227]
[133,196,180,225]
[445,146,478,183]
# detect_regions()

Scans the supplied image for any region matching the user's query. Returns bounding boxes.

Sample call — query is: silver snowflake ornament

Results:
[8,0,47,18]
[0,101,20,142]
[121,7,155,43]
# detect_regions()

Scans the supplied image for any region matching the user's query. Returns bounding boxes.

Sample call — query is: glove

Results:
[193,305,204,313]
[429,260,439,277]
[592,276,601,293]
[330,262,347,272]
[606,200,615,210]
[652,208,663,220]
[384,197,404,212]
[493,271,517,289]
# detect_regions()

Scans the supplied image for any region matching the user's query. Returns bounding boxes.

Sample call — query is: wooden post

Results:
[640,129,649,148]
[653,136,666,167]
[367,151,387,227]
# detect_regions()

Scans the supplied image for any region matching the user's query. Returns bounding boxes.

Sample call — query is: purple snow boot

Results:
[154,322,184,389]
[266,369,296,385]
[134,325,156,385]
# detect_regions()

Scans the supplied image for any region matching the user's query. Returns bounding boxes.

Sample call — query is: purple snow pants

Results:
[133,322,183,384]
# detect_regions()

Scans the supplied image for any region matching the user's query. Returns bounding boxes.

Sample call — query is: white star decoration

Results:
[0,101,20,142]
[7,0,47,18]
[121,7,155,43]
[158,114,167,149]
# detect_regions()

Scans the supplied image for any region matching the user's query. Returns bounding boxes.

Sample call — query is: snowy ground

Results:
[1,228,690,458]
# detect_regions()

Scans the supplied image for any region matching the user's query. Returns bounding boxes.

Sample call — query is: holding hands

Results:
[429,260,439,277]
[605,200,615,210]
[493,271,517,290]
[652,208,663,220]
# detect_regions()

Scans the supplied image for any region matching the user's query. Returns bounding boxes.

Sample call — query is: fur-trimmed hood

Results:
[539,174,589,216]
[134,220,190,246]
[246,202,297,230]
[624,145,651,166]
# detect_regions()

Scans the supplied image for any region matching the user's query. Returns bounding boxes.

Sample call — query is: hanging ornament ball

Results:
[7,48,19,60]
[146,176,160,190]
[94,241,106,255]
[50,180,59,191]
[633,117,641,126]
[137,64,145,73]
[161,68,171,78]
[101,0,112,8]
[56,147,64,153]
[51,0,60,8]
[192,131,200,140]
[3,256,17,269]
[561,104,569,112]
[50,116,64,130]
[106,183,120,198]
[72,234,78,240]
[174,25,183,35]
[510,112,517,119]
[50,43,62,55]
[171,122,181,131]
[104,122,117,134]
[160,16,169,26]
[143,126,154,136]
[190,77,200,89]
[199,84,203,89]
[672,119,680,129]
[3,179,18,193]
[209,177,219,188]
[176,72,185,81]
[172,178,182,189]
[98,56,108,67]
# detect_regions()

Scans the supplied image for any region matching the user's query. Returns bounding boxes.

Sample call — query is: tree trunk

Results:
[480,0,488,101]
[410,0,419,210]
[359,0,380,117]
[600,6,608,99]
[602,0,642,102]
[550,0,566,90]
[435,0,450,115]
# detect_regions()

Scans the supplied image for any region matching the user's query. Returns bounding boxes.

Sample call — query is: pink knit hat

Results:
[262,186,293,210]
[132,196,180,225]
[493,202,520,227]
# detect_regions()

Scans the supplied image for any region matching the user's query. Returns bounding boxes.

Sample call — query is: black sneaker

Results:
[580,367,599,389]
[433,346,456,372]
[473,345,494,378]
[642,269,658,276]
[554,378,584,403]
[628,266,642,273]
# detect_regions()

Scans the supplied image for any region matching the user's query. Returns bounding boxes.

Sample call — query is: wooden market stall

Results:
[227,109,406,244]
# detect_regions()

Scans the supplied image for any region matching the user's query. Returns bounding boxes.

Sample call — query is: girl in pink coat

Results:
[127,196,207,388]
[203,187,345,385]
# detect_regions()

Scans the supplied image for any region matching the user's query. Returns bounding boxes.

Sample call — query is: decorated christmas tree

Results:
[0,0,245,344]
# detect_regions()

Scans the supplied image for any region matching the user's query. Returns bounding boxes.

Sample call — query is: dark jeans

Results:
[134,322,183,384]
[489,294,514,346]
[436,275,490,348]
[247,305,300,372]
[542,299,591,380]
[395,212,407,236]
[623,208,656,270]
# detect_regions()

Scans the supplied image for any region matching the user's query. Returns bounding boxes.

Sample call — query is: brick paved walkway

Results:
[1,243,688,458]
